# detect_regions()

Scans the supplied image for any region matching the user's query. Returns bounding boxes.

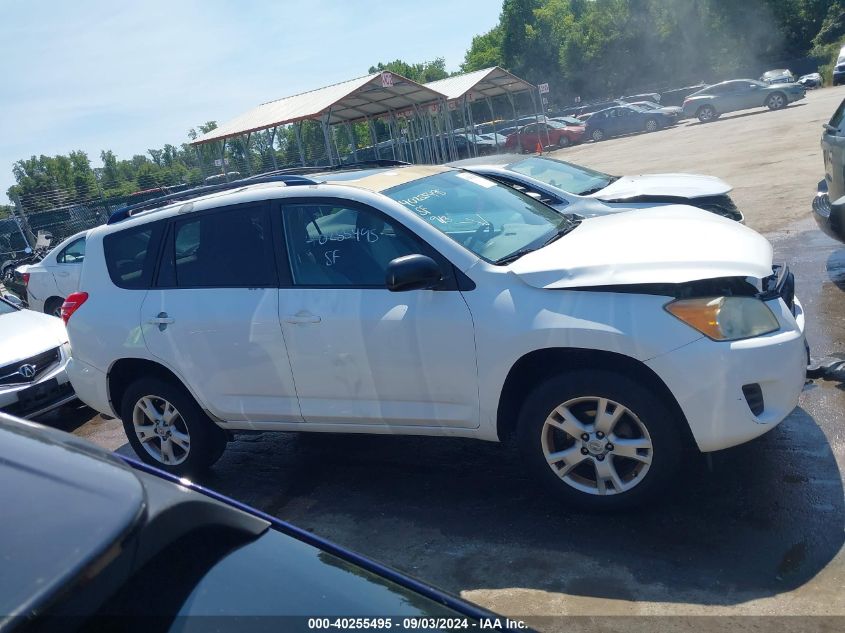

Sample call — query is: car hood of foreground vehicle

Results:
[0,309,67,366]
[590,173,732,201]
[510,206,773,289]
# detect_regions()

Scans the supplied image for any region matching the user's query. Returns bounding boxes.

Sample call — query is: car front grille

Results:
[691,194,744,222]
[0,347,60,387]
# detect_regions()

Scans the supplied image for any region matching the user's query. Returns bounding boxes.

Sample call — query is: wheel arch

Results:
[107,357,206,420]
[43,296,64,315]
[496,347,695,449]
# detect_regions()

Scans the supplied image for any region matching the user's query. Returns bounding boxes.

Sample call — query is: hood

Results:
[509,206,772,289]
[0,309,67,366]
[592,173,732,201]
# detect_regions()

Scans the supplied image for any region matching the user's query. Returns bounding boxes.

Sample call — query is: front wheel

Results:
[644,118,659,132]
[766,92,786,110]
[590,128,605,142]
[121,377,227,477]
[557,135,571,148]
[696,105,717,122]
[516,370,683,510]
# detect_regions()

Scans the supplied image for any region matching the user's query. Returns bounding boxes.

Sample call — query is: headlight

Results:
[665,296,779,341]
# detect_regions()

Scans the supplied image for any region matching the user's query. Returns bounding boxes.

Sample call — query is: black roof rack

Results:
[106,174,316,225]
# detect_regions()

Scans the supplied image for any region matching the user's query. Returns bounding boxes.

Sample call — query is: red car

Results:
[504,120,585,151]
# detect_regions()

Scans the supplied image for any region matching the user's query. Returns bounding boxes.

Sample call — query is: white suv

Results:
[64,165,807,509]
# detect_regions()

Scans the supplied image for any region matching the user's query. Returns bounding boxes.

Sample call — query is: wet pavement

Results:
[47,217,845,628]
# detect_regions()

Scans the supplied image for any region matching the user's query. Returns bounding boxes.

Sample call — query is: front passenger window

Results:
[281,204,426,287]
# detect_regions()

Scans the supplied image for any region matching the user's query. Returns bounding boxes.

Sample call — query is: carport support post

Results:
[268,127,278,170]
[538,87,551,148]
[294,122,307,167]
[507,92,518,123]
[466,96,479,157]
[345,122,358,162]
[240,133,253,176]
[486,97,500,152]
[320,111,335,166]
[443,104,459,161]
[219,140,230,182]
[367,117,381,160]
[530,90,543,153]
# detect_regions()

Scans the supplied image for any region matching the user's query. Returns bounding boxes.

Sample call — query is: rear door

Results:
[141,202,302,424]
[275,199,479,429]
[48,236,85,297]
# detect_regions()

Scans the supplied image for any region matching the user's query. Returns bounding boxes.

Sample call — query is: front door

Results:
[141,202,302,424]
[276,200,479,428]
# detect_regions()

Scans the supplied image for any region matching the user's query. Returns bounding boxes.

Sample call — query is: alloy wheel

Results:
[645,119,658,132]
[769,94,785,109]
[541,396,653,496]
[132,395,191,465]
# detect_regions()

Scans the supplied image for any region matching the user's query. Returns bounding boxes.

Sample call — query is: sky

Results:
[0,0,502,203]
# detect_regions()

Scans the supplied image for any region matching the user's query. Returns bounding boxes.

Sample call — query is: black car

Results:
[0,413,504,632]
[816,98,845,243]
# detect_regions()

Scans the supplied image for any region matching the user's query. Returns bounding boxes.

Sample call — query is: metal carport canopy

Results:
[422,66,536,102]
[191,71,447,145]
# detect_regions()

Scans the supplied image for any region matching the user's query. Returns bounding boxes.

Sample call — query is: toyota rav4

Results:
[64,165,807,509]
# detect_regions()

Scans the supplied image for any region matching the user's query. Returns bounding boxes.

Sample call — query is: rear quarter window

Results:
[103,222,164,289]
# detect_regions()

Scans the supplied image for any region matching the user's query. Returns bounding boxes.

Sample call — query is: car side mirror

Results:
[386,254,443,292]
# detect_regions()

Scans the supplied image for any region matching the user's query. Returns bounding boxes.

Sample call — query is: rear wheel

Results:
[516,370,683,510]
[696,104,717,122]
[557,135,571,148]
[121,377,227,477]
[766,92,786,110]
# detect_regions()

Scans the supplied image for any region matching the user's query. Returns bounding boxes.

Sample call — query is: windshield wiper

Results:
[494,220,580,265]
[578,176,619,196]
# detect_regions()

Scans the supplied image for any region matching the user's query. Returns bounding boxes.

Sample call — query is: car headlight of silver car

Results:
[665,296,780,341]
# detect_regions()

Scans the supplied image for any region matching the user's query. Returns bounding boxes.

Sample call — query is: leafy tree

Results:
[368,58,449,83]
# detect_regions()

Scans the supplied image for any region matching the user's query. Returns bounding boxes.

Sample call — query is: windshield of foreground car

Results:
[0,299,18,315]
[506,156,616,196]
[383,170,572,264]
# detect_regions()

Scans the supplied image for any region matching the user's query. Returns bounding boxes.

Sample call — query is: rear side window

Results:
[829,99,845,131]
[57,237,86,263]
[104,223,163,289]
[158,203,276,288]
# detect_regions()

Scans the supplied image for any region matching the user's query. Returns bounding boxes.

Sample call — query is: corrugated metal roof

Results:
[193,72,446,145]
[423,67,536,101]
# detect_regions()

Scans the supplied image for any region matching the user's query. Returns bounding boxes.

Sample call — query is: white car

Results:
[64,166,806,510]
[451,155,743,221]
[0,295,76,418]
[18,230,88,316]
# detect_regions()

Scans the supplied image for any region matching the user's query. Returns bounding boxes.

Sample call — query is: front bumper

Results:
[0,348,76,419]
[646,296,806,452]
[811,181,845,243]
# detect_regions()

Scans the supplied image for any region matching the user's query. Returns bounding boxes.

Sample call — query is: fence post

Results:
[9,193,35,248]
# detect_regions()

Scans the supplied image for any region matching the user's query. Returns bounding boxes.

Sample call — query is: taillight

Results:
[21,272,30,286]
[61,292,89,325]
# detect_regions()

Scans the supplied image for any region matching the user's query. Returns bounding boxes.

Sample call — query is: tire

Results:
[557,135,571,148]
[644,118,659,132]
[766,92,786,111]
[516,370,683,511]
[44,297,63,318]
[121,377,227,477]
[696,105,717,123]
[590,128,605,142]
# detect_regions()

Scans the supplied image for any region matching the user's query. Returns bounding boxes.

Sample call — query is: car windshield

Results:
[636,101,659,109]
[0,299,18,315]
[383,170,572,264]
[557,116,582,125]
[506,156,615,196]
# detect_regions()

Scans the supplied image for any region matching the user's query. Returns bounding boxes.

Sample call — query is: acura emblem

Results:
[19,364,36,379]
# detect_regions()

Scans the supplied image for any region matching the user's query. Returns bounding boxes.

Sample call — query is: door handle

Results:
[147,312,174,331]
[284,312,321,324]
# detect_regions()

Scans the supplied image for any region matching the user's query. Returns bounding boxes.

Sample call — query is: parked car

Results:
[550,116,585,126]
[505,120,585,151]
[797,72,823,89]
[834,45,845,86]
[65,167,805,510]
[474,119,515,135]
[0,295,75,418]
[814,97,845,243]
[0,413,495,628]
[584,104,676,141]
[558,100,625,119]
[17,230,87,317]
[682,79,806,122]
[450,154,743,222]
[629,100,684,119]
[658,84,708,107]
[760,69,795,84]
[621,92,661,103]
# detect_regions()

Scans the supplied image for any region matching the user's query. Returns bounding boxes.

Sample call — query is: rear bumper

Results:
[646,296,806,452]
[66,356,115,417]
[811,182,845,243]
